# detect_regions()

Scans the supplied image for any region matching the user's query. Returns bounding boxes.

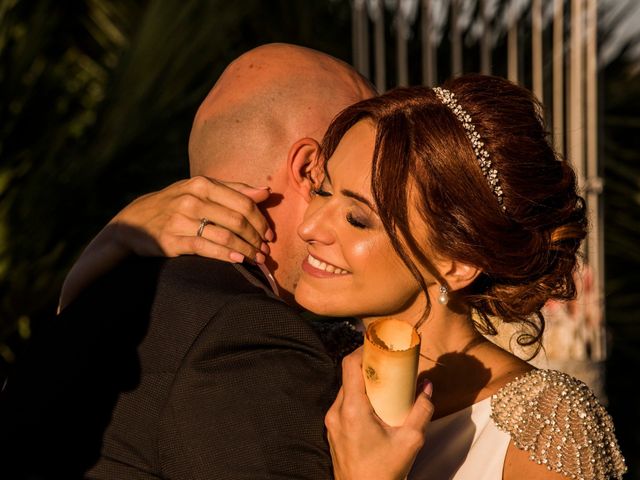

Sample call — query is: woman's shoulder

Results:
[490,369,626,480]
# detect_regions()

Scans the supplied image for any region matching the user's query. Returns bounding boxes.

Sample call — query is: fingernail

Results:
[260,242,270,254]
[229,252,245,263]
[422,380,433,398]
[265,229,275,242]
[255,252,266,264]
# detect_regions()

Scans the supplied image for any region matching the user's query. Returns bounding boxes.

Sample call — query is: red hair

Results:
[321,75,587,351]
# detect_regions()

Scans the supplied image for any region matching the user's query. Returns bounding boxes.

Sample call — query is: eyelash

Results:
[312,187,369,229]
[346,212,368,229]
[311,188,331,197]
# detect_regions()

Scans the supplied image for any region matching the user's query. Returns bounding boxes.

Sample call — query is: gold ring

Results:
[197,218,211,237]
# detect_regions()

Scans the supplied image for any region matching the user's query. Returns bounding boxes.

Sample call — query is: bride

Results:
[62,74,626,479]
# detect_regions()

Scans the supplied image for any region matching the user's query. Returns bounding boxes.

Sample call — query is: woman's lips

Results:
[301,254,351,278]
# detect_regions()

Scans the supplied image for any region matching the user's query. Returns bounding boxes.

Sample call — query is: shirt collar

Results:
[233,262,280,299]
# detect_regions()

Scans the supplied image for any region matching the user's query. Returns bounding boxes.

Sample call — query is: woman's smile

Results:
[295,120,424,322]
[302,253,351,277]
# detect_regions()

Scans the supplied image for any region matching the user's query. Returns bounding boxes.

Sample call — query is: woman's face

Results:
[295,120,426,323]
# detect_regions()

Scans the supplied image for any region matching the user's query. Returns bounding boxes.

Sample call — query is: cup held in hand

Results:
[362,319,421,426]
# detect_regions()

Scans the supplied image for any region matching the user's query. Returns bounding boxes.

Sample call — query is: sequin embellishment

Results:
[491,369,626,479]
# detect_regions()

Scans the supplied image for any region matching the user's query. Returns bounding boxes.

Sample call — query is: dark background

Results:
[1,1,639,477]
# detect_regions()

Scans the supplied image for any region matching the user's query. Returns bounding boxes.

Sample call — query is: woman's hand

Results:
[110,176,274,262]
[59,176,273,311]
[326,348,434,480]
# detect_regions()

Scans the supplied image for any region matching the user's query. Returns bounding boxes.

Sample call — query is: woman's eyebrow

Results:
[341,189,377,213]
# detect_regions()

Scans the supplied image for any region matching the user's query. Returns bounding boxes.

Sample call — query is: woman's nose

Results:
[297,201,334,245]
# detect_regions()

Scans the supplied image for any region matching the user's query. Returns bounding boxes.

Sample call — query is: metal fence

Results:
[350,0,606,370]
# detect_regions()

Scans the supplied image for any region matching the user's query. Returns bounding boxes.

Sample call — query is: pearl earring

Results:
[437,285,449,305]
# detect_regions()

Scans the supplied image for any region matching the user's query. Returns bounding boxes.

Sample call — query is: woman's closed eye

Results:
[311,178,333,197]
[311,178,373,229]
[346,211,369,229]
[311,187,332,197]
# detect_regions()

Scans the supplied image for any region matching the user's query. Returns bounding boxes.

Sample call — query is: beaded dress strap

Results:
[490,369,626,480]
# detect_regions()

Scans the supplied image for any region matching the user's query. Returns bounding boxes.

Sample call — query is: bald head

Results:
[188,43,375,181]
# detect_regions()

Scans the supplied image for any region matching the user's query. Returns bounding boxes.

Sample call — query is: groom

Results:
[0,44,374,478]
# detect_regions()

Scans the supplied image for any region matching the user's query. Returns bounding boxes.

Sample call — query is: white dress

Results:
[408,370,626,480]
[409,397,509,480]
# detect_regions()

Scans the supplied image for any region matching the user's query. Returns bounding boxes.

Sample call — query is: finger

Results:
[185,177,274,241]
[187,200,268,253]
[162,212,265,261]
[170,235,247,264]
[332,385,345,410]
[201,223,266,263]
[220,181,272,204]
[326,437,342,480]
[402,381,435,436]
[340,347,368,402]
[325,386,344,433]
[206,184,273,242]
[156,178,191,196]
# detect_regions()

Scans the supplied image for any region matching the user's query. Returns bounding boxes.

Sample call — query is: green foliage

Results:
[0,0,352,372]
[1,1,639,474]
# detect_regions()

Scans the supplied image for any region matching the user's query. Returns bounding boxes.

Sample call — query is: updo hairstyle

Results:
[320,74,587,350]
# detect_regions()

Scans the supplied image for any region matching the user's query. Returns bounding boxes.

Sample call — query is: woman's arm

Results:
[59,176,273,311]
[503,442,571,480]
[326,348,434,480]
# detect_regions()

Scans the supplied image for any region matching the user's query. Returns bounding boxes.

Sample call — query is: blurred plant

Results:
[0,0,351,375]
[1,0,639,474]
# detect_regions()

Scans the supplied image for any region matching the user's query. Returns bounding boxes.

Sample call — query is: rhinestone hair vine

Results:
[433,87,505,211]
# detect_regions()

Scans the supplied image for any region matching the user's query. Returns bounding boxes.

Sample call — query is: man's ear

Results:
[440,260,481,292]
[286,137,323,201]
